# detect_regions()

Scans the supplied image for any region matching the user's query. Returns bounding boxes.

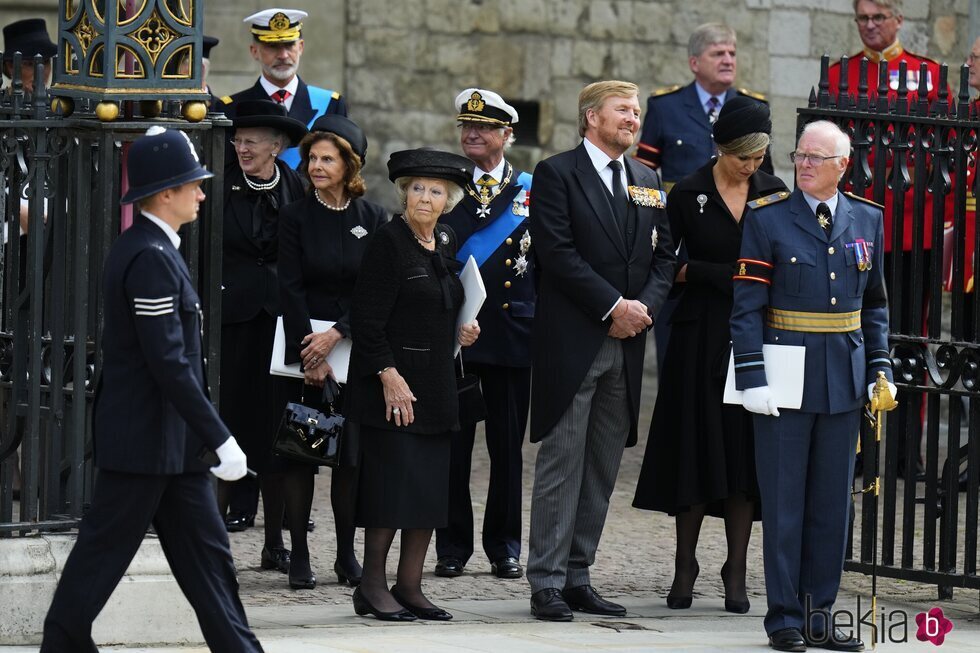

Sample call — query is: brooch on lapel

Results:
[651,226,659,251]
[231,185,242,191]
[439,231,450,245]
[519,229,531,256]
[512,189,530,217]
[628,185,666,209]
[697,194,708,214]
[350,225,368,239]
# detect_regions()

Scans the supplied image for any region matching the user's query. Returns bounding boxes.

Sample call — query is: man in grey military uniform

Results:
[731,120,896,653]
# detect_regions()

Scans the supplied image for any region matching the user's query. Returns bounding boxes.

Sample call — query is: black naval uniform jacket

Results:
[94,214,231,475]
[221,77,348,125]
[440,164,535,368]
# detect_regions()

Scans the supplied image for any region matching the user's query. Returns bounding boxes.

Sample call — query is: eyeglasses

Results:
[458,123,501,134]
[854,13,893,26]
[229,137,272,149]
[789,152,843,166]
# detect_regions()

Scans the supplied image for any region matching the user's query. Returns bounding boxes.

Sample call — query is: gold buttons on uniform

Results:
[831,297,837,305]
[505,259,512,266]
[506,238,513,245]
[504,281,512,288]
[828,246,835,255]
[830,272,836,280]
[502,303,510,310]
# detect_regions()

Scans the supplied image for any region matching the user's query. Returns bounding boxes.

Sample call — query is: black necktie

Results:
[817,201,833,236]
[707,96,721,124]
[608,160,628,236]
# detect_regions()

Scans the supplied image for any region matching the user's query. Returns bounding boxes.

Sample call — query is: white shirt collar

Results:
[142,211,181,249]
[801,190,839,218]
[259,75,300,111]
[582,137,628,194]
[694,82,724,113]
[473,159,507,185]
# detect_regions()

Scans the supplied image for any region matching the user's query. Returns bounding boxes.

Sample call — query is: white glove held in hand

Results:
[210,436,248,481]
[868,381,899,402]
[743,386,780,417]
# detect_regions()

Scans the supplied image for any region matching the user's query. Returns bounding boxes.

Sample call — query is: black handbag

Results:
[273,379,344,467]
[456,357,487,424]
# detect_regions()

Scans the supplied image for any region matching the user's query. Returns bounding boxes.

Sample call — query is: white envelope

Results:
[454,255,487,358]
[723,344,806,409]
[270,316,351,384]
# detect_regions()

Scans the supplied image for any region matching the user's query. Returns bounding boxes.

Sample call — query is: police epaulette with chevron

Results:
[650,84,682,97]
[737,88,768,102]
[746,191,790,210]
[844,192,884,209]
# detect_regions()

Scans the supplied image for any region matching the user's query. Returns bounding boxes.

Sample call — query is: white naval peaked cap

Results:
[455,88,519,126]
[244,8,308,43]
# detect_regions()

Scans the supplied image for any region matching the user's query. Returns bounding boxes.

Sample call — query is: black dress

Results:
[218,161,305,474]
[633,160,787,517]
[277,193,389,467]
[346,217,464,528]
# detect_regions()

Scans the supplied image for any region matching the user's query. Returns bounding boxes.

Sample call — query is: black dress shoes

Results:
[490,556,523,579]
[390,585,453,621]
[288,554,316,590]
[334,560,362,587]
[224,512,255,533]
[805,628,864,651]
[352,586,417,622]
[435,556,465,578]
[530,588,574,621]
[769,627,807,652]
[260,545,291,573]
[562,585,627,617]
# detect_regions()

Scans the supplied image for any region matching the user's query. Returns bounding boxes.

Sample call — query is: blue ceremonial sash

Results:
[457,172,532,268]
[281,86,335,169]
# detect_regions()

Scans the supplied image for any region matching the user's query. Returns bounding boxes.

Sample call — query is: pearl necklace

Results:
[402,215,434,243]
[314,188,351,211]
[243,164,281,191]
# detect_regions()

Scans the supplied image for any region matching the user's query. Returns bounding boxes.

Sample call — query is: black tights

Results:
[360,528,434,613]
[331,466,360,572]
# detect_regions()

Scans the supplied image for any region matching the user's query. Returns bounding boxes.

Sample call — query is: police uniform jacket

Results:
[635,82,772,184]
[529,143,675,447]
[730,190,893,414]
[221,159,305,325]
[94,214,231,475]
[440,164,535,368]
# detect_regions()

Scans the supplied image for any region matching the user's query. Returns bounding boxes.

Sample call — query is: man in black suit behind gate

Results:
[526,80,676,621]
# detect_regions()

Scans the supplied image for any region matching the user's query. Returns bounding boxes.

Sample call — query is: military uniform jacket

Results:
[222,77,347,126]
[635,82,772,185]
[529,143,675,446]
[730,190,893,415]
[94,215,231,475]
[440,163,535,368]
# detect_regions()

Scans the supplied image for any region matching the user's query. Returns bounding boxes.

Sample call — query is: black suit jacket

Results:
[94,215,231,474]
[529,142,675,447]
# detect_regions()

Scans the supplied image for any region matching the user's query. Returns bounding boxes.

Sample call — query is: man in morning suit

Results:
[731,120,896,652]
[40,128,261,652]
[221,8,347,169]
[435,88,534,581]
[526,80,675,621]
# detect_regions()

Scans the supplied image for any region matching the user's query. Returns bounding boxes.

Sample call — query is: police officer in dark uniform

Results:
[435,88,534,580]
[40,128,262,653]
[731,120,896,652]
[220,8,348,169]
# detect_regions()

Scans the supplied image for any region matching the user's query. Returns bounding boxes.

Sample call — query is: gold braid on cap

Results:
[251,12,302,43]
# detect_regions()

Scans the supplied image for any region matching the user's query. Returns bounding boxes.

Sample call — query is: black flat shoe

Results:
[805,628,864,651]
[224,512,255,533]
[561,585,626,616]
[530,588,573,622]
[288,555,316,590]
[390,586,453,621]
[260,546,291,573]
[352,586,416,622]
[720,561,750,614]
[334,560,362,586]
[490,556,523,579]
[666,559,699,609]
[769,627,806,652]
[434,556,464,578]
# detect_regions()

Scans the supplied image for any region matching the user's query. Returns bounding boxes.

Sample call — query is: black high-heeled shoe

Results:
[390,585,453,621]
[666,559,699,609]
[288,554,316,590]
[721,561,750,614]
[334,560,362,586]
[352,586,416,621]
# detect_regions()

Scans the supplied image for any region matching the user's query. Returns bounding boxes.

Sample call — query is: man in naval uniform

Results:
[40,128,261,652]
[221,8,347,169]
[434,88,534,582]
[731,120,896,652]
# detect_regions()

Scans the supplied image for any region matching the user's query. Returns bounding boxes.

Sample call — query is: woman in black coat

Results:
[277,115,388,589]
[632,98,788,614]
[218,99,307,571]
[345,149,481,622]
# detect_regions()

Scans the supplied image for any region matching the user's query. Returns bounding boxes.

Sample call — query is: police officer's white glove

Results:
[211,436,248,481]
[743,386,780,417]
[868,381,899,402]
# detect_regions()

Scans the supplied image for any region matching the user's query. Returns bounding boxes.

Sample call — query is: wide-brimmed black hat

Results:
[2,18,57,62]
[202,35,219,59]
[232,99,308,147]
[387,149,472,189]
[121,128,213,205]
[713,96,772,145]
[311,115,368,162]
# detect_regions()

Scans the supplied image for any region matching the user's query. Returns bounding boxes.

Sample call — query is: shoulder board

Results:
[331,91,341,100]
[650,84,682,98]
[844,192,884,209]
[737,88,768,102]
[746,191,790,210]
[219,95,233,105]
